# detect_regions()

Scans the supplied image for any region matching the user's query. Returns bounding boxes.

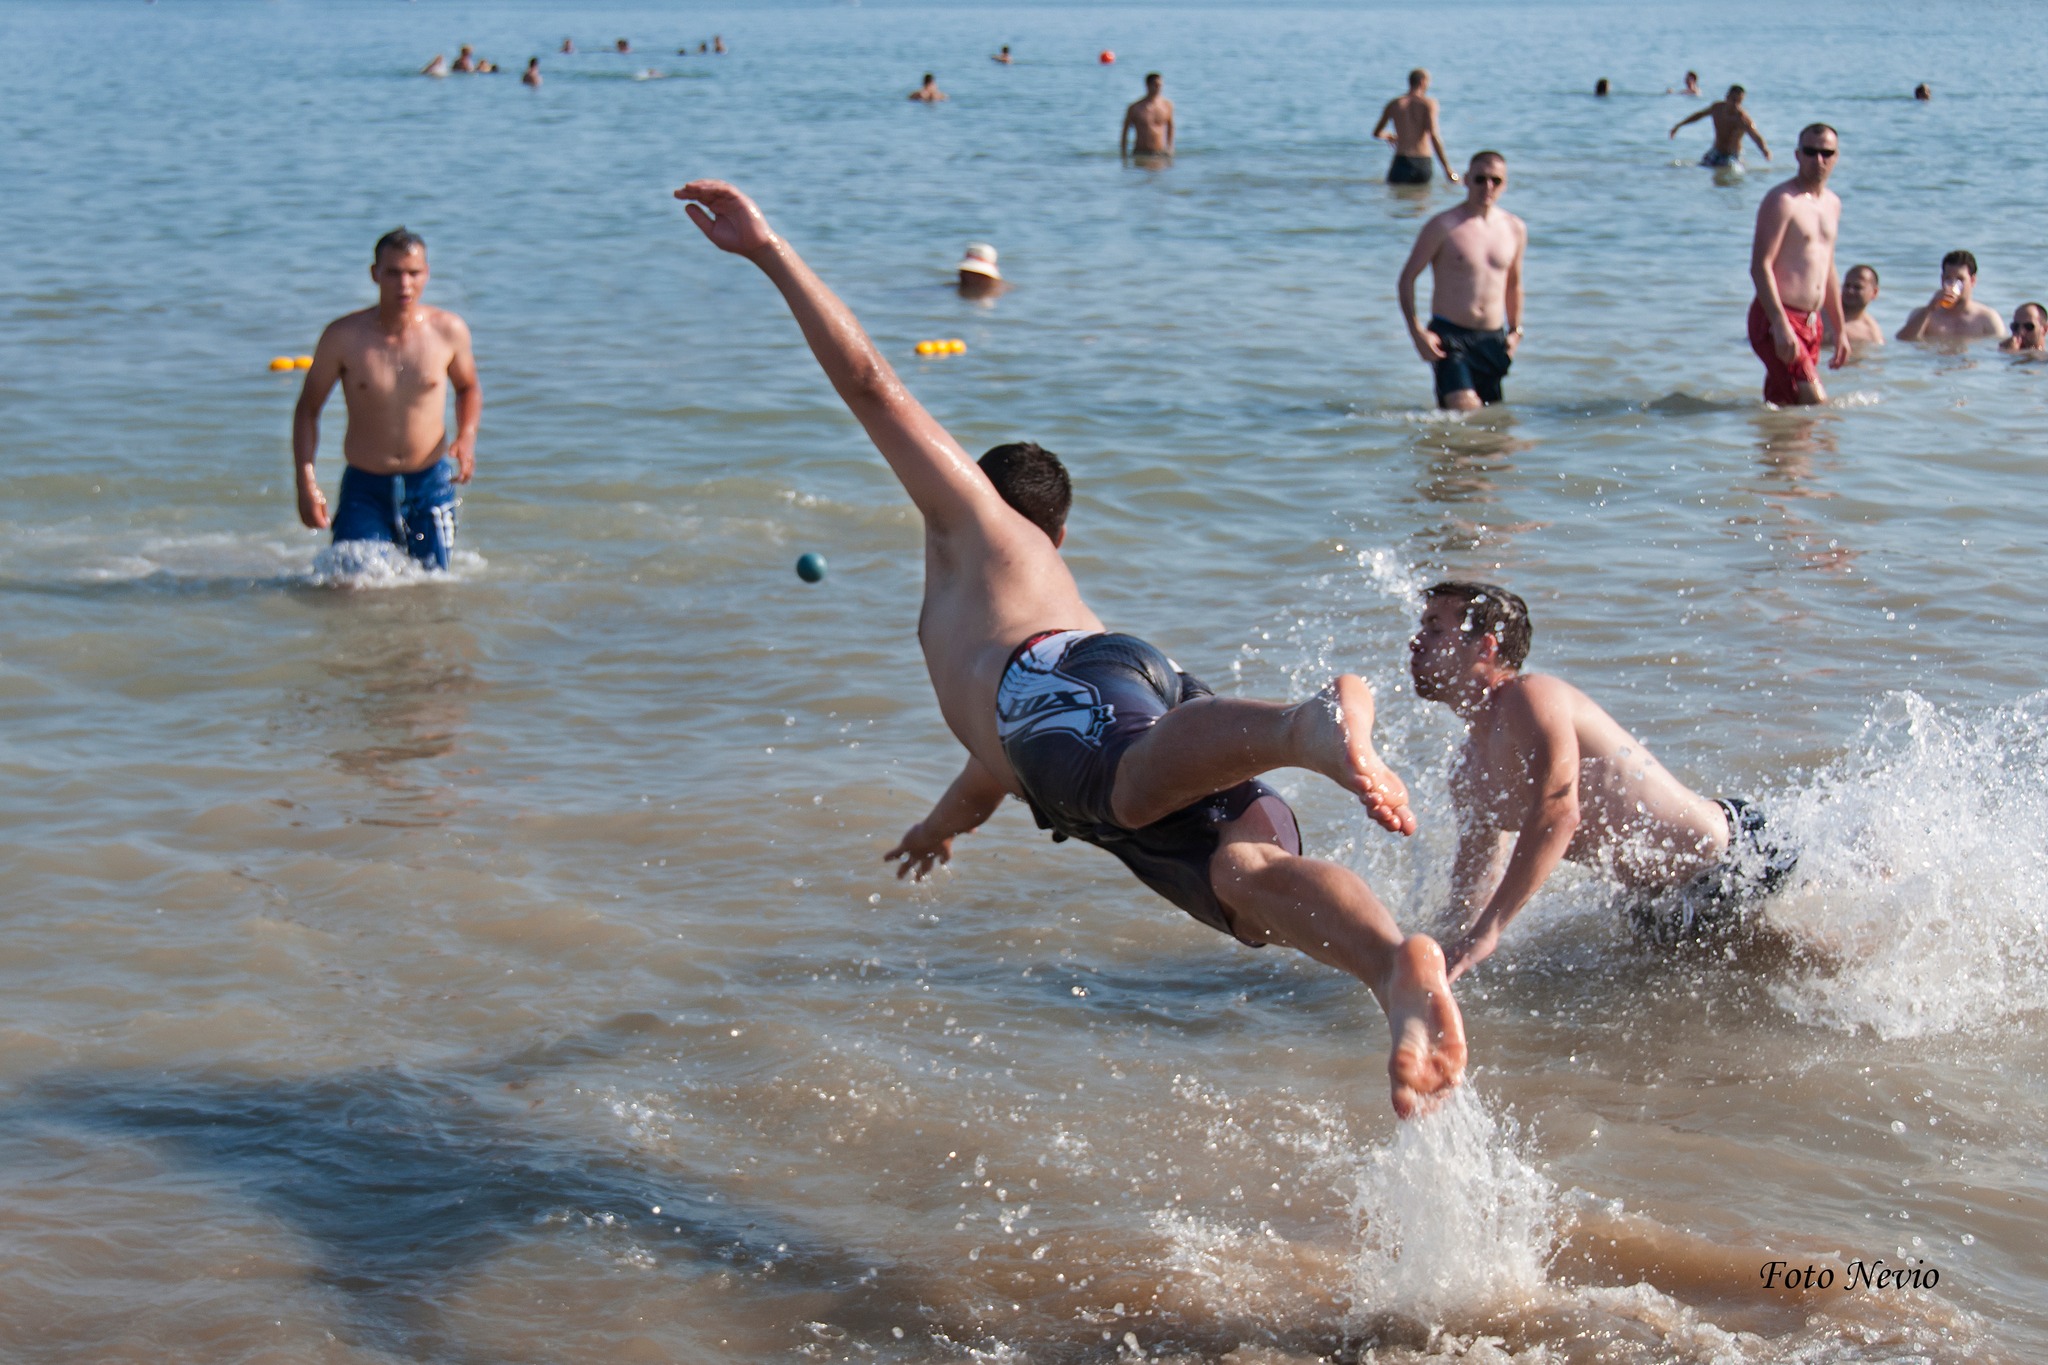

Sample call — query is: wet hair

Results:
[1423,581,1532,669]
[1594,78,1609,96]
[1800,121,1837,143]
[980,443,1071,542]
[1728,84,1745,99]
[1942,249,1979,278]
[1847,263,1879,287]
[1408,68,1427,89]
[373,227,425,263]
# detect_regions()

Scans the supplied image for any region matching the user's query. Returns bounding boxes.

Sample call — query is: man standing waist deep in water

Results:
[1120,72,1174,158]
[293,228,480,570]
[672,179,1464,1117]
[1748,123,1847,406]
[1397,151,1525,410]
[1373,68,1458,185]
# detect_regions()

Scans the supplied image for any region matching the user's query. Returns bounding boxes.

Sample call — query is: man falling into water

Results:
[1397,151,1525,410]
[1749,124,1848,406]
[293,228,480,570]
[1408,583,1796,979]
[673,180,1464,1116]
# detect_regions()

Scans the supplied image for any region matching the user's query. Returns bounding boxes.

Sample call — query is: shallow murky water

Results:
[2,0,2044,1360]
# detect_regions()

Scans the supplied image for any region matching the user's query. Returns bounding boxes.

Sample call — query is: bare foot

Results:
[1384,935,1466,1119]
[1289,675,1416,835]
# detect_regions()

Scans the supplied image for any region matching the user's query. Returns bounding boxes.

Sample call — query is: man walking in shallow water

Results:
[673,180,1464,1118]
[1749,124,1848,406]
[1397,151,1525,410]
[293,229,479,570]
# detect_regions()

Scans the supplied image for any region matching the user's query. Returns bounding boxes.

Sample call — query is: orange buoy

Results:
[1098,50,1115,64]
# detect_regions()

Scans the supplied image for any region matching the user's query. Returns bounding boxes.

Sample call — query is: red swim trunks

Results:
[1747,298,1821,405]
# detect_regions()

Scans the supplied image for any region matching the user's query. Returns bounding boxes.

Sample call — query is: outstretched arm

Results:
[1669,106,1709,137]
[1443,682,1581,981]
[883,753,1010,880]
[291,326,344,529]
[675,180,990,533]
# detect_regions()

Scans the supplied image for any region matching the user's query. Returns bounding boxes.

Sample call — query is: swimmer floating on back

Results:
[293,228,480,572]
[673,179,1465,1118]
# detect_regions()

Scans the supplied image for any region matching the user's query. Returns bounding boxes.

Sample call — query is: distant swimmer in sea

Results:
[955,242,1006,300]
[909,73,947,102]
[1372,69,1458,185]
[2000,302,2047,353]
[1408,582,1800,978]
[1896,250,2009,344]
[1749,123,1847,406]
[993,45,1012,64]
[475,59,499,74]
[673,179,1466,1117]
[560,38,574,54]
[292,228,480,572]
[1397,151,1525,411]
[1120,72,1174,158]
[1670,84,1769,167]
[1914,83,1932,100]
[1833,263,1884,355]
[615,39,631,54]
[1682,70,1701,97]
[1594,78,1610,97]
[522,57,541,87]
[451,45,476,74]
[713,35,726,54]
[421,53,447,78]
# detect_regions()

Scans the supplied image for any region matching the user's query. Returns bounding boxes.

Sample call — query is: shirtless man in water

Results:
[673,180,1464,1117]
[1895,250,2009,344]
[1410,583,1796,979]
[1373,69,1458,185]
[1397,151,1525,410]
[1669,85,1770,167]
[1832,264,1884,356]
[293,229,480,570]
[1749,124,1847,406]
[1120,73,1174,157]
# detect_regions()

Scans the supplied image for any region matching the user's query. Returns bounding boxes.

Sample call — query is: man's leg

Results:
[1208,800,1465,1117]
[1108,675,1414,834]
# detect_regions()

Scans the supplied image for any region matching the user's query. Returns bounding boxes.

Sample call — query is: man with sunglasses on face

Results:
[1999,302,2047,354]
[1748,124,1848,406]
[1397,151,1526,411]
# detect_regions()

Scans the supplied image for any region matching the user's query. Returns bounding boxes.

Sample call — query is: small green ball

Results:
[796,552,828,583]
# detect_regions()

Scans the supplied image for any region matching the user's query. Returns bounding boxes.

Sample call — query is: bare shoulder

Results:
[322,307,377,353]
[426,306,472,341]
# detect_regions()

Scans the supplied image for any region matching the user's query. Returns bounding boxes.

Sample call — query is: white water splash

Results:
[308,540,486,588]
[1337,1087,1557,1324]
[1769,689,2048,1039]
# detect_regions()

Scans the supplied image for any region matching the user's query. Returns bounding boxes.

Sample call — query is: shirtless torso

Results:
[1896,271,2007,344]
[1749,128,1847,403]
[1397,157,1526,408]
[1121,82,1174,156]
[1672,96,1768,161]
[1409,592,1730,979]
[1372,87,1456,182]
[292,243,479,531]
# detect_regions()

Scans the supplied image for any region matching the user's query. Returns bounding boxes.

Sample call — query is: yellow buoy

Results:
[293,355,313,369]
[268,356,294,371]
[947,338,967,353]
[914,340,936,356]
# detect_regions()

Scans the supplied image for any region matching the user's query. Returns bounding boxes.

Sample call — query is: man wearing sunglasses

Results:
[1396,151,1526,410]
[1748,124,1848,405]
[1999,302,2047,354]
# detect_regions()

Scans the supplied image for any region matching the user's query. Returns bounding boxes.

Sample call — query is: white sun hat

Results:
[955,243,1001,279]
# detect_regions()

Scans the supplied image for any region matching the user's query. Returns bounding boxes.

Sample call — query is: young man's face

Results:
[1466,159,1506,207]
[1409,597,1489,700]
[371,247,429,308]
[1842,267,1878,312]
[1940,261,1976,302]
[1795,130,1838,185]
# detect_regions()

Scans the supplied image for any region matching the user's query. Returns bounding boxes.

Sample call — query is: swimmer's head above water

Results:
[1409,580,1532,700]
[978,442,1069,545]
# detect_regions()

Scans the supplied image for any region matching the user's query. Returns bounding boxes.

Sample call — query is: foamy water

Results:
[1,0,2044,1360]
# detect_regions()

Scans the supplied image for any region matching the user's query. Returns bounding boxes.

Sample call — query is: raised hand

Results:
[674,179,778,258]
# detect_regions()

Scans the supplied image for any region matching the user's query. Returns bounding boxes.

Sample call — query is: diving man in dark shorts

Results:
[1397,151,1525,410]
[1407,583,1798,978]
[674,180,1465,1117]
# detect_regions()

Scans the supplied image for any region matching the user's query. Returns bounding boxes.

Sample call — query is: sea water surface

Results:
[3,0,2046,1360]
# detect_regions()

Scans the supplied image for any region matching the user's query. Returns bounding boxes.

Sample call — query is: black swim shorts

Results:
[1387,154,1434,184]
[1429,315,1513,404]
[1627,798,1800,945]
[995,630,1300,943]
